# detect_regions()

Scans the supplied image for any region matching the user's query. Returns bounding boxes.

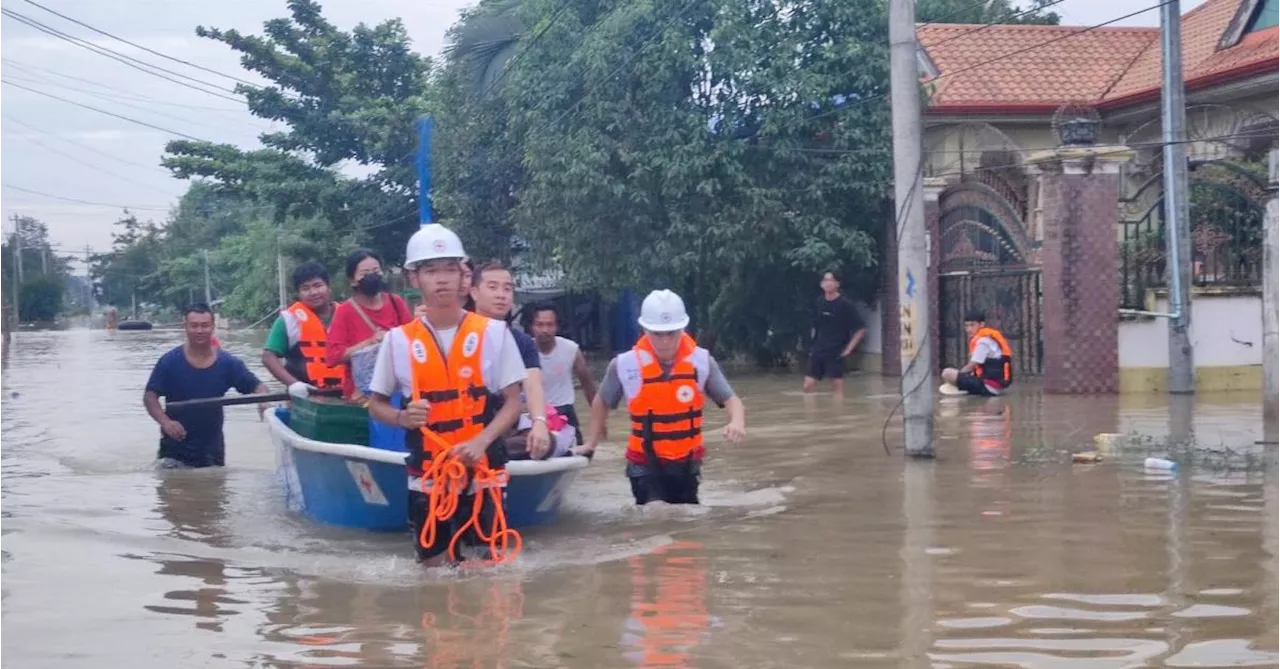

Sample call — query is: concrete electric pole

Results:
[1160,0,1196,394]
[889,0,934,457]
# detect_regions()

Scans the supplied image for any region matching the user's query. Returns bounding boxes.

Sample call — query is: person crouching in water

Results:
[940,310,1013,397]
[366,224,527,566]
[575,289,746,505]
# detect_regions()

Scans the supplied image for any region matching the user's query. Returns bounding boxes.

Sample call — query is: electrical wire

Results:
[2,184,172,211]
[0,7,245,103]
[3,58,247,113]
[21,0,266,89]
[2,78,210,141]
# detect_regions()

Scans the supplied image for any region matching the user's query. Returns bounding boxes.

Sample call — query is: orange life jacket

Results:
[969,326,1013,386]
[404,313,504,470]
[286,301,343,388]
[618,333,710,464]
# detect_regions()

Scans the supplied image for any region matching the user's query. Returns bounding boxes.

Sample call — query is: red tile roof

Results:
[918,0,1279,113]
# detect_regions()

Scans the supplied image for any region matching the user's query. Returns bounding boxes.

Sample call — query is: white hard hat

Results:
[638,289,689,332]
[405,223,467,268]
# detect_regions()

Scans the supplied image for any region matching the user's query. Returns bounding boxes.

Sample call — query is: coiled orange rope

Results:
[416,432,522,566]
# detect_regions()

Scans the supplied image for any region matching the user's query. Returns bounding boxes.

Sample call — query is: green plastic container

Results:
[290,395,370,445]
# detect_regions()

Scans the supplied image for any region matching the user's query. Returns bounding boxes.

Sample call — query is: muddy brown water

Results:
[2,329,1276,668]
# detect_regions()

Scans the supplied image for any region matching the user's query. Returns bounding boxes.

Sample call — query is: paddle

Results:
[165,387,342,411]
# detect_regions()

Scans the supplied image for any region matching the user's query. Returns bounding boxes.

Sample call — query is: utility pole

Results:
[13,215,24,284]
[203,249,212,305]
[889,0,934,457]
[13,216,23,326]
[1263,149,1278,424]
[41,247,48,276]
[1160,0,1195,394]
[277,245,288,310]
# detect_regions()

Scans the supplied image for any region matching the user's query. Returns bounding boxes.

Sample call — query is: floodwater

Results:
[2,329,1276,668]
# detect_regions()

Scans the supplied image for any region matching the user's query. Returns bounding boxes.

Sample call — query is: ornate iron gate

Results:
[939,269,1043,376]
[936,181,1043,376]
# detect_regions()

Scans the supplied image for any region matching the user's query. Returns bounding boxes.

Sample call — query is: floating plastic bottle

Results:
[1144,457,1177,470]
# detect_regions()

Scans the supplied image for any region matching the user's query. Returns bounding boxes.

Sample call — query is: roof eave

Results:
[1098,57,1280,109]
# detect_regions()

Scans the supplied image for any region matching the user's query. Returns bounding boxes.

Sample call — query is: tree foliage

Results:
[163,0,433,263]
[434,0,892,359]
[917,0,1061,25]
[2,216,73,322]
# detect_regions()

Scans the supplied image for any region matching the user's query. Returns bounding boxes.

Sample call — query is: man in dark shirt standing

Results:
[803,270,866,395]
[143,304,270,468]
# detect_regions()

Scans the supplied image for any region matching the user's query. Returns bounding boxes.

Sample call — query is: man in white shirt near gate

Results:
[940,310,1013,397]
[527,302,598,444]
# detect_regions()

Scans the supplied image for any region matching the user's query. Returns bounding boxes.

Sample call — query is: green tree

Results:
[89,213,164,311]
[917,0,1061,24]
[163,0,433,263]
[443,0,892,358]
[18,276,64,322]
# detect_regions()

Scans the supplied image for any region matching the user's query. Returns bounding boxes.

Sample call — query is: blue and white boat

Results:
[266,407,589,531]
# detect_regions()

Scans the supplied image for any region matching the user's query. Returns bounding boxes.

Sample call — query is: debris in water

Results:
[1072,451,1103,464]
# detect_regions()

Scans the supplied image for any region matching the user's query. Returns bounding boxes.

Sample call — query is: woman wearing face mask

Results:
[325,248,413,401]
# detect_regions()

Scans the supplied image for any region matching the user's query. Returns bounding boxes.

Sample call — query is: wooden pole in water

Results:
[1263,149,1278,425]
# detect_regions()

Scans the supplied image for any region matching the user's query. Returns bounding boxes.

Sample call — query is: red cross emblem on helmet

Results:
[432,240,446,252]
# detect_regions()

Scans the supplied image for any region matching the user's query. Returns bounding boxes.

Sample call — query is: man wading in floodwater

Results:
[366,224,526,566]
[143,304,270,468]
[575,289,746,505]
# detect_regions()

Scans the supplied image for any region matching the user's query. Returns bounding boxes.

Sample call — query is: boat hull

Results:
[267,408,588,531]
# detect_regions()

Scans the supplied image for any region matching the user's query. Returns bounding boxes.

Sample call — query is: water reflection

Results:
[622,541,711,668]
[135,470,242,633]
[419,579,527,669]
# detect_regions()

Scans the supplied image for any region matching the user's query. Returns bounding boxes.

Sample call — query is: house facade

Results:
[866,0,1278,392]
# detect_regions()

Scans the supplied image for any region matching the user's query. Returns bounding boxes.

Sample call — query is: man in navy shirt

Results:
[143,304,269,468]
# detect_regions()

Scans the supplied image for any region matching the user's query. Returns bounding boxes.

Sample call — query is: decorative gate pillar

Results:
[881,177,948,377]
[1032,145,1134,394]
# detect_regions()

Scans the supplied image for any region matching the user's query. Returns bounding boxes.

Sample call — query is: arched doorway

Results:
[936,181,1043,376]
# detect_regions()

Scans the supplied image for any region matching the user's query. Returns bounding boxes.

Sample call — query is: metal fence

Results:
[1119,161,1268,309]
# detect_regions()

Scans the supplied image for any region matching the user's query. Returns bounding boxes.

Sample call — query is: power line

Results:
[3,113,168,172]
[476,1,576,99]
[1,72,252,136]
[21,0,265,89]
[3,184,172,211]
[2,78,210,141]
[919,0,1072,49]
[534,0,707,135]
[1,123,180,196]
[0,7,245,104]
[918,0,1068,32]
[3,58,251,113]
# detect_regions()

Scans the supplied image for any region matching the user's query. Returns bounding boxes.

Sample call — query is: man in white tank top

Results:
[528,302,598,444]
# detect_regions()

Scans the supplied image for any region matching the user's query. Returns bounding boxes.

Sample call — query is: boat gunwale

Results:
[267,408,591,475]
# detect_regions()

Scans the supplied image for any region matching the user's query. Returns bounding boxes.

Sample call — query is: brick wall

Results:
[1037,155,1123,394]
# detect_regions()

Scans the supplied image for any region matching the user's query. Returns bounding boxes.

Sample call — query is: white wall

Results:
[1119,293,1263,368]
[857,300,883,355]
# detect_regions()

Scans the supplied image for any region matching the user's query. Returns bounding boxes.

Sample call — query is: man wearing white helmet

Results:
[576,289,746,505]
[366,223,528,565]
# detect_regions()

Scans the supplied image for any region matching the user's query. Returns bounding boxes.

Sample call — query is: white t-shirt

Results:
[969,336,1002,366]
[369,317,528,399]
[538,336,580,407]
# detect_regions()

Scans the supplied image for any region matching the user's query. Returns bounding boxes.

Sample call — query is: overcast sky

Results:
[1,0,1199,270]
